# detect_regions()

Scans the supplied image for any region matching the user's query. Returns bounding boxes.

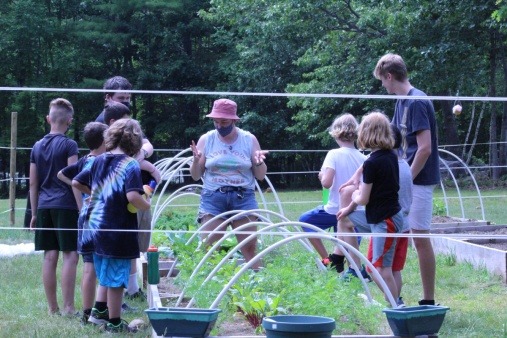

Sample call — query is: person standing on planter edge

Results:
[373,53,441,306]
[190,99,268,270]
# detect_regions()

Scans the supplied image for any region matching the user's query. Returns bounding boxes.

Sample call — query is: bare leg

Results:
[199,215,226,245]
[332,237,346,256]
[308,238,329,259]
[96,284,108,303]
[82,262,96,311]
[107,287,124,320]
[338,186,361,269]
[372,267,399,305]
[43,250,59,314]
[412,230,435,301]
[130,259,137,279]
[393,271,402,299]
[232,216,260,270]
[61,250,79,315]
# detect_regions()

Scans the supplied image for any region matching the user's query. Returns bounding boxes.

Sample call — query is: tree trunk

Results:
[489,31,500,180]
[500,36,507,177]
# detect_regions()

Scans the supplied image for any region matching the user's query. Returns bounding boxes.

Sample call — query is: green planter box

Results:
[383,305,450,337]
[145,307,221,338]
[262,315,336,338]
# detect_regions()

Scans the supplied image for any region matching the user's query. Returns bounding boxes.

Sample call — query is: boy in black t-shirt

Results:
[337,111,403,306]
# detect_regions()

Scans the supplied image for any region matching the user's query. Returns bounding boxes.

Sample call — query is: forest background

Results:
[1,0,507,194]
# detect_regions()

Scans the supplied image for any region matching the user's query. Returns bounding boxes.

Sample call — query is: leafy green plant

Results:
[152,210,197,248]
[433,200,447,216]
[230,278,286,332]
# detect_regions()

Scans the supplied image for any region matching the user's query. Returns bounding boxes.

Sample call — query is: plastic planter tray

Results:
[383,305,450,337]
[262,315,336,338]
[145,307,221,338]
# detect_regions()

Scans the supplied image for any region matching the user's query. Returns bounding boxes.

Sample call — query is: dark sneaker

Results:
[397,297,406,308]
[342,266,372,282]
[88,308,109,325]
[81,312,90,325]
[419,299,440,306]
[121,302,138,313]
[100,319,138,333]
[125,288,147,300]
[328,254,345,273]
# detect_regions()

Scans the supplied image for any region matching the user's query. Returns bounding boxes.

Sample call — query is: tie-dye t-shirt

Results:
[72,155,96,254]
[74,153,144,259]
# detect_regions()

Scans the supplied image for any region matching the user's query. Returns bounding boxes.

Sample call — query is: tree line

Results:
[1,0,506,193]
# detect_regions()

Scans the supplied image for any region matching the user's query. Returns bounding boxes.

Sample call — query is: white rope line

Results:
[3,86,507,102]
[1,226,506,240]
[2,192,507,214]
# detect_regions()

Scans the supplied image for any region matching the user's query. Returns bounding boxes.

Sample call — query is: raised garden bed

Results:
[431,224,507,283]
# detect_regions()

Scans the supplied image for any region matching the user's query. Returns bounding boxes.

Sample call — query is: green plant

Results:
[443,251,457,266]
[151,210,197,248]
[433,199,446,216]
[2,190,507,336]
[230,278,286,332]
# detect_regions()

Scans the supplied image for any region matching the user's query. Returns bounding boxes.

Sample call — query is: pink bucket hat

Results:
[206,99,240,120]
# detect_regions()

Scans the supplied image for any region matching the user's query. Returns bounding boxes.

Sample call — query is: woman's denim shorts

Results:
[198,187,258,222]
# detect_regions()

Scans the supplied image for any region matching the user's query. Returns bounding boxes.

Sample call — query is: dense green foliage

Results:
[1,0,507,189]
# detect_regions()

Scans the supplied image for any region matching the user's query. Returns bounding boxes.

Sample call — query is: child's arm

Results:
[72,180,91,196]
[336,185,358,220]
[127,191,150,211]
[339,165,363,192]
[72,187,84,211]
[58,169,84,211]
[134,139,154,161]
[141,139,154,159]
[29,163,39,229]
[319,167,335,189]
[352,182,372,206]
[138,160,161,183]
[57,170,72,186]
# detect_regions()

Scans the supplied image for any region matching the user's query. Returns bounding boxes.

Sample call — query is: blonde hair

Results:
[357,111,394,150]
[328,113,359,142]
[48,98,74,124]
[105,118,143,157]
[373,53,408,82]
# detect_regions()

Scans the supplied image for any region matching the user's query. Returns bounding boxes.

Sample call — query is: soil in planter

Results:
[463,227,507,251]
[432,215,478,223]
[155,277,257,336]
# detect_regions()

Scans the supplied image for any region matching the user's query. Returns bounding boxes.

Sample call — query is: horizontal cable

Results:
[2,86,507,102]
[1,226,506,240]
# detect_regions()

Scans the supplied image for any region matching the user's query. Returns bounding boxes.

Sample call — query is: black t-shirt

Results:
[363,149,401,224]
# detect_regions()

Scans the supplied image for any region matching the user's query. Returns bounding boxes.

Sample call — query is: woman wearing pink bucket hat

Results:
[190,99,269,270]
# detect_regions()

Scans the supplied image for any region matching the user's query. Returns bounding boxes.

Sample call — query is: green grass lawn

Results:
[1,189,507,337]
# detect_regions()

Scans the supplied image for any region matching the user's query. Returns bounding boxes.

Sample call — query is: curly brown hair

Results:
[105,118,143,157]
[328,113,359,142]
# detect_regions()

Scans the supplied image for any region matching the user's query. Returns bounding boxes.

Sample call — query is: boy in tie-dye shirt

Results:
[73,118,150,333]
